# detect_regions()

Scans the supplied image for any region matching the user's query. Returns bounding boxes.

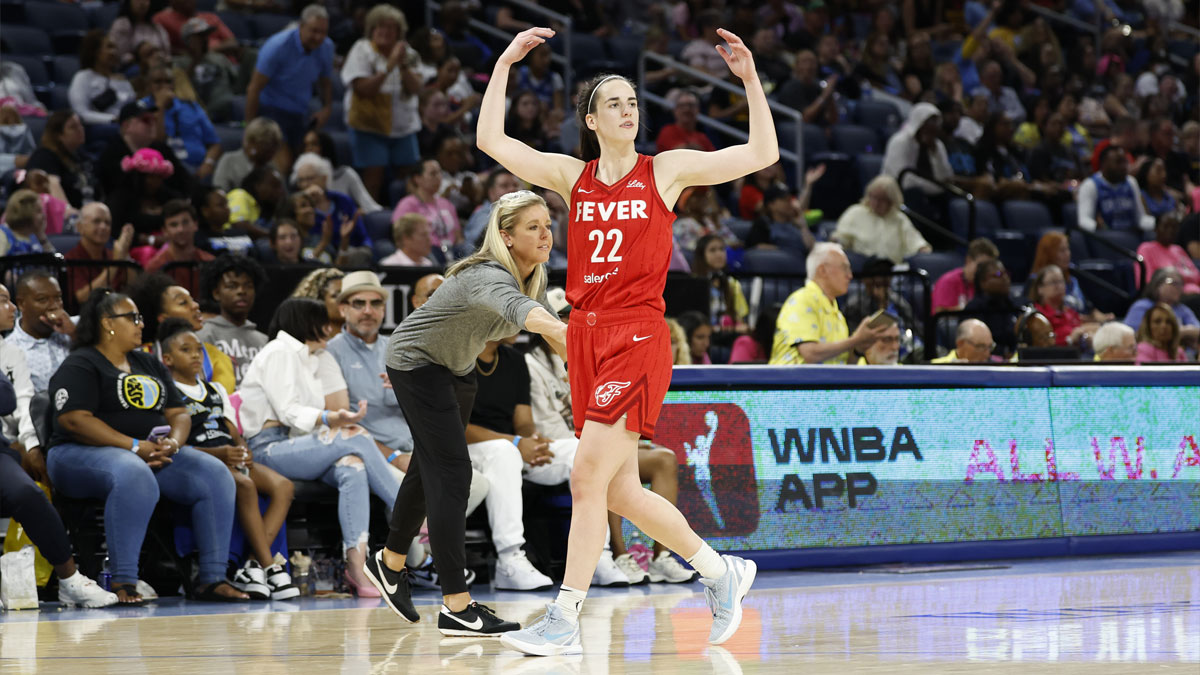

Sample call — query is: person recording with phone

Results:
[44,288,247,606]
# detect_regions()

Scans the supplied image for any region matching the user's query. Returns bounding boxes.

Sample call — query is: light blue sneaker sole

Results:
[710,558,757,645]
[500,630,583,656]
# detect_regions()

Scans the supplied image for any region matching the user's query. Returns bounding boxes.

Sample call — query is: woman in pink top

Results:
[1134,302,1188,363]
[391,158,461,253]
[1136,214,1200,294]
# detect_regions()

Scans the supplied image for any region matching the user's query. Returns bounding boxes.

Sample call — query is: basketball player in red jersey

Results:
[478,26,778,656]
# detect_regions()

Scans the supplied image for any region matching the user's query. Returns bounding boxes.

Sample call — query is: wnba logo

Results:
[594,381,631,407]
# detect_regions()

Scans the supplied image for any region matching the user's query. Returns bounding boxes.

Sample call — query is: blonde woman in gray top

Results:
[360,189,567,638]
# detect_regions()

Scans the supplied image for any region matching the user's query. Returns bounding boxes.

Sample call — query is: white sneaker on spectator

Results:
[614,553,649,585]
[231,560,270,600]
[648,551,699,583]
[58,572,117,608]
[493,552,553,591]
[264,563,300,600]
[592,549,631,587]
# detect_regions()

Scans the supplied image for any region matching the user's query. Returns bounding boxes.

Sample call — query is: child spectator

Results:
[676,310,714,364]
[691,234,748,333]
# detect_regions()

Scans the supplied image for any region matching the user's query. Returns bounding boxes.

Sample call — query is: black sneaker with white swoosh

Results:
[438,602,521,637]
[363,548,419,622]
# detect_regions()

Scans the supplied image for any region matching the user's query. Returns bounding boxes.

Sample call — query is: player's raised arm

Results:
[477,28,584,199]
[654,28,779,205]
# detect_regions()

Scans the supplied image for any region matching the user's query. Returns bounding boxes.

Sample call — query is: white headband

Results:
[586,75,624,115]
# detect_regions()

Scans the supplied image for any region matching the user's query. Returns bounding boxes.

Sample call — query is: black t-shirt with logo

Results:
[48,347,184,450]
[468,345,530,437]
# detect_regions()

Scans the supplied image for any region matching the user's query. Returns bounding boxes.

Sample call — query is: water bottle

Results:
[99,556,111,591]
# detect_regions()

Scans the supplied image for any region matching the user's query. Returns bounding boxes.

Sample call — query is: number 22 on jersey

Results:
[588,229,623,263]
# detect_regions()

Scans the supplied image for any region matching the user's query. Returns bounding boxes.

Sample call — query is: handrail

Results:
[637,51,806,193]
[900,204,967,249]
[1063,221,1148,289]
[425,0,574,98]
[1068,261,1133,307]
[1024,3,1103,55]
[897,167,975,240]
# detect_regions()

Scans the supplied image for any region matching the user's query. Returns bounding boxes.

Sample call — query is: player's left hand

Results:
[715,28,756,81]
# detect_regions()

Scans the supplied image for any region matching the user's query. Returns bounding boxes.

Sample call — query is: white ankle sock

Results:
[553,585,586,624]
[686,544,727,580]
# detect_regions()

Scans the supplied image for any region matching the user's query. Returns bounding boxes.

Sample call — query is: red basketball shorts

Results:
[567,307,674,441]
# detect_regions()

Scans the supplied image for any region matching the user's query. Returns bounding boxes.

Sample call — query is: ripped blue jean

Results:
[247,426,399,551]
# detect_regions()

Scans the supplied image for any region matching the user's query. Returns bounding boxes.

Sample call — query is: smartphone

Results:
[866,310,897,329]
[147,425,171,442]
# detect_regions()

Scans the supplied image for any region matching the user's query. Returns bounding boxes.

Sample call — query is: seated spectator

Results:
[292,267,346,336]
[127,40,170,81]
[64,203,136,305]
[25,111,96,208]
[930,318,995,363]
[143,65,220,177]
[301,130,383,214]
[393,159,462,254]
[110,0,172,68]
[428,57,481,134]
[656,90,715,153]
[1078,145,1155,233]
[174,18,237,123]
[1135,303,1187,363]
[213,118,284,193]
[265,219,317,266]
[157,318,297,600]
[1028,231,1112,323]
[1014,308,1057,352]
[816,34,859,98]
[729,306,779,364]
[192,185,252,256]
[0,189,54,256]
[466,335,627,589]
[8,272,74,393]
[746,184,816,256]
[963,258,1022,358]
[110,148,185,245]
[974,112,1064,203]
[681,10,729,79]
[692,234,748,332]
[0,104,35,179]
[504,89,551,152]
[833,175,931,263]
[69,30,138,126]
[901,31,936,101]
[859,317,901,365]
[674,186,739,254]
[883,102,954,196]
[292,153,371,252]
[1124,268,1200,347]
[46,289,245,605]
[226,166,286,239]
[1030,264,1098,348]
[1092,321,1136,361]
[340,4,422,202]
[239,297,401,597]
[97,100,190,200]
[411,273,444,310]
[1137,157,1182,222]
[416,89,458,159]
[154,0,240,57]
[413,26,479,112]
[434,135,482,220]
[0,368,118,608]
[516,42,563,111]
[380,214,435,266]
[144,199,215,292]
[1090,116,1138,174]
[463,170,521,248]
[280,192,335,263]
[244,6,334,161]
[129,272,234,392]
[971,60,1025,124]
[1028,113,1084,184]
[844,257,919,357]
[776,51,838,125]
[738,162,787,220]
[1142,119,1190,193]
[0,283,36,458]
[1055,93,1092,163]
[1137,214,1200,302]
[0,62,45,114]
[770,243,889,365]
[932,237,999,313]
[196,256,269,384]
[675,310,713,364]
[853,32,904,96]
[10,169,75,238]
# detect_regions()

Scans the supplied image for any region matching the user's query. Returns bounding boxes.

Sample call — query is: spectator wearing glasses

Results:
[141,65,221,178]
[1029,264,1097,349]
[931,318,995,364]
[46,289,245,605]
[1123,268,1200,349]
[858,316,901,365]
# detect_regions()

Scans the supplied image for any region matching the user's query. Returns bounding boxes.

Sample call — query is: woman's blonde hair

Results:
[1137,301,1182,360]
[446,190,547,300]
[292,267,345,300]
[860,174,904,216]
[392,213,429,244]
[364,4,407,38]
[3,189,41,229]
[665,317,690,365]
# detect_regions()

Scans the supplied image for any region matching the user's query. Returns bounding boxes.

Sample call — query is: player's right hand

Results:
[498,27,555,67]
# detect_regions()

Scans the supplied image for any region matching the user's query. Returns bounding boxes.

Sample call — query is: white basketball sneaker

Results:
[493,552,553,591]
[648,551,699,583]
[592,550,631,587]
[614,553,649,585]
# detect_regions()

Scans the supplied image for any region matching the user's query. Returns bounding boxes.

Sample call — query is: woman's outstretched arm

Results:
[477,27,584,201]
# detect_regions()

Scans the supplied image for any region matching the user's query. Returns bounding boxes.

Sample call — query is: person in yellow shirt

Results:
[770,243,889,365]
[930,318,994,364]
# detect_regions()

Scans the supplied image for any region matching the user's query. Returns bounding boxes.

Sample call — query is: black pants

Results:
[0,449,71,566]
[385,364,476,596]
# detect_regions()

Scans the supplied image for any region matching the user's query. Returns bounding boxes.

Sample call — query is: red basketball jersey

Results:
[566,154,675,313]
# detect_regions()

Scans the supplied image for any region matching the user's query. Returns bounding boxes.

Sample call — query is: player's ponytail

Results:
[577,73,634,163]
[446,189,548,301]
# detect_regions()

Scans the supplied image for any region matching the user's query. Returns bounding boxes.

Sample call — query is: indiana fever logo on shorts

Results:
[656,403,758,537]
[594,381,632,408]
[118,374,163,410]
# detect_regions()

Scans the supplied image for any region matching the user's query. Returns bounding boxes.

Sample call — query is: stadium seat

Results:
[325,101,345,131]
[1061,202,1077,228]
[49,233,79,251]
[800,122,828,157]
[607,34,644,75]
[52,55,80,85]
[855,153,883,190]
[6,55,49,86]
[214,124,243,151]
[250,13,292,42]
[948,198,1001,239]
[1088,229,1142,262]
[363,210,392,244]
[830,124,880,155]
[217,11,253,43]
[23,1,89,54]
[906,251,960,286]
[1001,199,1053,235]
[742,248,802,275]
[48,86,69,111]
[23,115,46,143]
[725,218,752,242]
[372,239,396,262]
[992,229,1031,280]
[0,26,52,55]
[327,130,351,166]
[854,99,901,135]
[88,1,120,29]
[0,0,26,23]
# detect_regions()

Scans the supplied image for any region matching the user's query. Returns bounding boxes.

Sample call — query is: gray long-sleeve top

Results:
[386,261,551,376]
